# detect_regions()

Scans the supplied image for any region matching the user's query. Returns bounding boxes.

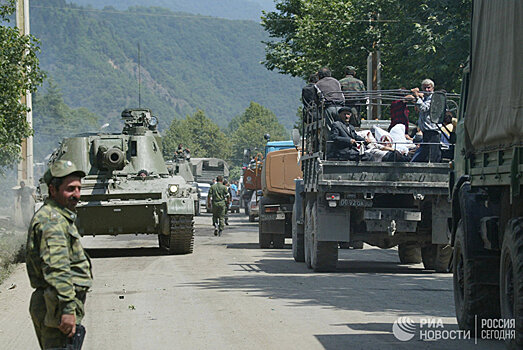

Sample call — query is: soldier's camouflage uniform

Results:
[339,75,366,126]
[26,198,92,349]
[339,75,365,92]
[209,182,229,233]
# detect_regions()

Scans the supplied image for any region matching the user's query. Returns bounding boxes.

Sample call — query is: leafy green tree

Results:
[230,102,288,165]
[0,0,45,170]
[163,109,231,160]
[32,79,100,161]
[262,0,471,92]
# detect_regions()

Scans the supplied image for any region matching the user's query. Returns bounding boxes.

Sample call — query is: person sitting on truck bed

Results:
[315,67,345,126]
[410,79,441,162]
[327,107,369,161]
[363,127,411,162]
[388,88,415,139]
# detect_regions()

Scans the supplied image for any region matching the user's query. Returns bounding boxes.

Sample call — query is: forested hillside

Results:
[30,1,301,131]
[69,0,275,21]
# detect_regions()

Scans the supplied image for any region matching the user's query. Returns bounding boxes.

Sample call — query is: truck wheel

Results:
[292,201,305,262]
[398,242,422,264]
[194,202,200,216]
[310,201,338,272]
[272,235,285,249]
[421,244,453,272]
[259,220,271,248]
[351,241,364,249]
[339,242,351,249]
[453,220,500,330]
[249,214,255,222]
[500,218,523,348]
[304,199,313,268]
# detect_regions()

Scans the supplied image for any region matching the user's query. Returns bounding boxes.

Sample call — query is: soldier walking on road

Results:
[26,160,92,350]
[208,175,230,236]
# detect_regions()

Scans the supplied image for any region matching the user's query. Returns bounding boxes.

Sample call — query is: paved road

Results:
[0,212,504,349]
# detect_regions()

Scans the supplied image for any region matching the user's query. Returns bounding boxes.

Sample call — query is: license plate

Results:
[339,199,372,207]
[276,213,285,220]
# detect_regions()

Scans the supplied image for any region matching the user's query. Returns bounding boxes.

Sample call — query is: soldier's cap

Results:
[43,160,86,185]
[338,106,353,114]
[346,65,356,72]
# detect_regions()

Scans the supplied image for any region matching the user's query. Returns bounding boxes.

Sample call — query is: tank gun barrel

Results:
[97,146,125,171]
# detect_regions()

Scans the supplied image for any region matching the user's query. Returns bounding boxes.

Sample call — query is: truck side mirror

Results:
[292,129,300,148]
[429,91,447,124]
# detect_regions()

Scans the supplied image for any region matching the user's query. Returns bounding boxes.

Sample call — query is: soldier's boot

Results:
[225,218,229,225]
[218,229,222,237]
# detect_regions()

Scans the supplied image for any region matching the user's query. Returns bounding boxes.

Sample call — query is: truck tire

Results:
[249,214,256,222]
[259,219,271,248]
[272,235,285,249]
[304,198,313,268]
[310,201,338,272]
[398,242,422,264]
[292,201,305,262]
[194,201,200,216]
[500,218,523,348]
[421,244,453,272]
[453,220,500,330]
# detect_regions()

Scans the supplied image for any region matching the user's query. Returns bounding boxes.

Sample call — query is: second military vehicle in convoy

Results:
[44,108,196,254]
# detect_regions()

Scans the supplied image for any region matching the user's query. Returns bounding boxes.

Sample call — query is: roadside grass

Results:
[0,228,26,285]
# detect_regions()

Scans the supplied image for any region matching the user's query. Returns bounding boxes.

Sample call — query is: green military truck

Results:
[42,109,196,254]
[447,1,522,347]
[190,157,229,185]
[293,96,455,272]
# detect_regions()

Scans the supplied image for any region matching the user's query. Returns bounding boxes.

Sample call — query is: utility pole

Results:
[16,0,34,187]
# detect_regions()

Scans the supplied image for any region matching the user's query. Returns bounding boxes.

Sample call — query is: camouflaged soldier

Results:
[339,66,365,92]
[339,66,366,127]
[207,175,230,236]
[26,160,92,349]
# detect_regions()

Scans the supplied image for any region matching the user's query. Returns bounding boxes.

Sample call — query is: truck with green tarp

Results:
[448,1,522,347]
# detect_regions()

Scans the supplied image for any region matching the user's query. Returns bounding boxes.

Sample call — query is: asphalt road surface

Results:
[0,212,505,349]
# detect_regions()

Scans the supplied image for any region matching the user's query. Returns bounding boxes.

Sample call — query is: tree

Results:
[32,79,100,161]
[163,109,231,160]
[0,0,45,170]
[261,0,471,92]
[230,102,288,165]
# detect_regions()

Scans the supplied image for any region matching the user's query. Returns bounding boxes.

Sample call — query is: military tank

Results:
[165,151,201,216]
[45,108,196,254]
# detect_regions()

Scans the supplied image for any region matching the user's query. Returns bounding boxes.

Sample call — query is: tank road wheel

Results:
[310,201,338,272]
[160,215,194,254]
[500,218,523,348]
[453,220,500,330]
[304,199,313,269]
[398,242,422,264]
[259,220,271,248]
[421,244,453,272]
[292,201,305,262]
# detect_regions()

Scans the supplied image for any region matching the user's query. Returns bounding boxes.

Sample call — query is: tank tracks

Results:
[159,215,194,254]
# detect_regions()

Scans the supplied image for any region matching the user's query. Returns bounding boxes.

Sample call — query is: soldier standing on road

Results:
[208,175,230,236]
[17,180,36,228]
[223,179,231,226]
[26,160,92,350]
